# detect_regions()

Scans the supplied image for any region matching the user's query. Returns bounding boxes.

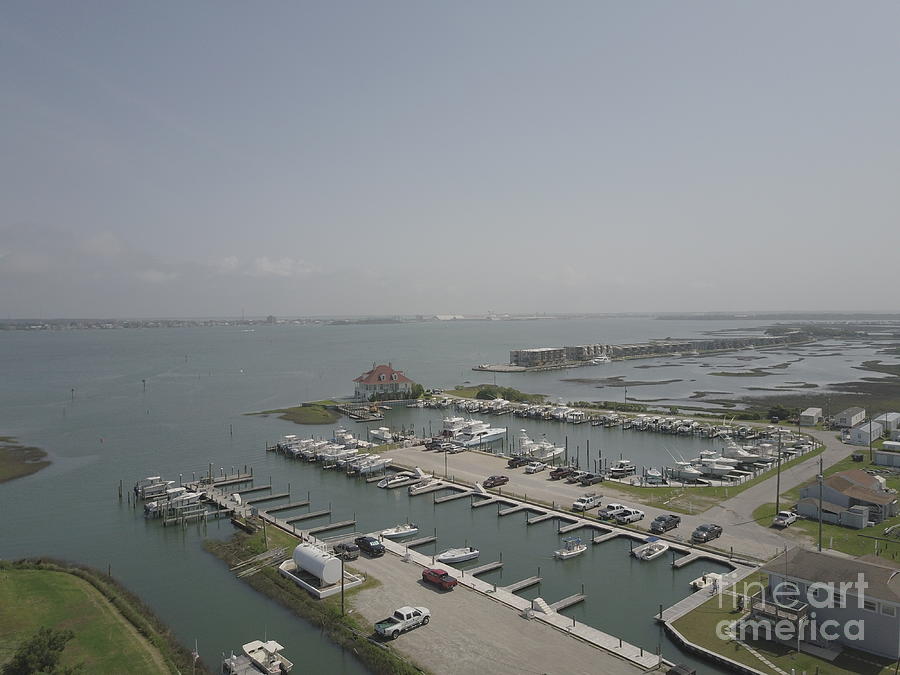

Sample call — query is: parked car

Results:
[598,503,628,520]
[579,473,604,486]
[421,568,458,590]
[482,475,509,489]
[615,508,645,524]
[772,511,798,528]
[424,438,443,450]
[524,462,547,474]
[650,514,681,533]
[566,470,589,484]
[549,466,574,480]
[354,536,386,557]
[333,542,360,560]
[572,493,601,512]
[507,456,530,469]
[374,606,431,639]
[691,524,723,543]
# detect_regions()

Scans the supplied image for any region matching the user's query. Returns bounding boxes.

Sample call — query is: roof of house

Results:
[875,412,900,422]
[801,407,823,416]
[838,407,865,417]
[354,363,413,385]
[823,470,895,506]
[763,548,900,602]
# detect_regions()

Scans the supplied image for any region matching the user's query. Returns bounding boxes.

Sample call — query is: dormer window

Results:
[379,374,385,381]
[392,373,398,381]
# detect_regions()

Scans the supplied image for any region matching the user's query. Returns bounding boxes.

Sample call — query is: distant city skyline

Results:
[2,2,899,317]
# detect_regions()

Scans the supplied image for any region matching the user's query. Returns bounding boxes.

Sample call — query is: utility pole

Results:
[775,432,783,514]
[869,415,875,463]
[818,457,824,552]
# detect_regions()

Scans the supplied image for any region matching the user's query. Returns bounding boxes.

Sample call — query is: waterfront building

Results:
[874,412,900,434]
[509,347,566,368]
[797,469,896,525]
[833,407,866,428]
[848,422,884,446]
[353,363,414,400]
[799,407,823,426]
[752,548,900,659]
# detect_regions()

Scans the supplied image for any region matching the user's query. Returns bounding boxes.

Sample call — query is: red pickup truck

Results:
[422,568,458,590]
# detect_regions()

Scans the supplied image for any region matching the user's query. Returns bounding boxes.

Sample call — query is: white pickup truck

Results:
[375,606,431,639]
[773,510,798,528]
[572,493,601,511]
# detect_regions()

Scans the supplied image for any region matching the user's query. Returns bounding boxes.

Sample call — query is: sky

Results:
[1,1,898,318]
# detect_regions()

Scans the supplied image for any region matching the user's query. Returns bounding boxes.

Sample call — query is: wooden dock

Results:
[467,561,503,576]
[233,485,271,495]
[433,490,472,503]
[497,504,529,516]
[592,531,618,545]
[208,473,253,486]
[658,589,712,622]
[550,593,586,611]
[285,509,330,524]
[264,500,311,513]
[503,576,541,593]
[673,551,703,568]
[526,513,555,525]
[246,492,289,505]
[402,535,437,548]
[471,497,501,508]
[308,520,356,535]
[557,521,583,534]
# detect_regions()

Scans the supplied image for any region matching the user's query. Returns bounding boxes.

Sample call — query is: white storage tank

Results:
[292,543,341,585]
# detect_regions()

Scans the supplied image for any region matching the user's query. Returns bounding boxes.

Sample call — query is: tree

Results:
[2,627,82,675]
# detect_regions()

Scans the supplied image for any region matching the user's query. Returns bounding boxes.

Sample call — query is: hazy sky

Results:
[2,2,898,318]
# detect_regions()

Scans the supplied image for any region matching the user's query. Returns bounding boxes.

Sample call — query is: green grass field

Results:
[0,568,168,674]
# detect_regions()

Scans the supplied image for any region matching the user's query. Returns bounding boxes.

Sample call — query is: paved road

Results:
[386,427,855,562]
[350,550,647,675]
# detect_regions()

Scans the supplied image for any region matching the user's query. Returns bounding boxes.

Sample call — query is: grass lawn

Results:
[0,568,167,674]
[608,444,826,515]
[0,437,50,483]
[246,404,341,425]
[672,573,896,675]
[752,455,900,558]
[449,385,545,403]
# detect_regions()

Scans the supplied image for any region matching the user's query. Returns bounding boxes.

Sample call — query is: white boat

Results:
[590,355,611,364]
[608,459,636,478]
[456,420,506,447]
[517,430,564,461]
[631,537,669,561]
[554,537,587,560]
[645,468,665,484]
[242,639,293,674]
[690,572,723,591]
[377,472,412,488]
[436,546,480,564]
[358,457,392,475]
[667,462,704,482]
[369,427,394,443]
[408,477,442,495]
[381,522,419,539]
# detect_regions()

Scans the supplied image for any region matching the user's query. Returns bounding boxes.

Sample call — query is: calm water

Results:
[0,319,887,673]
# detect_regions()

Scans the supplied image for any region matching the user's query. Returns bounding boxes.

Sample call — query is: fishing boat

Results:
[369,427,394,443]
[608,459,636,478]
[241,639,293,674]
[381,522,419,539]
[408,477,442,495]
[358,456,392,475]
[667,461,704,482]
[644,468,665,484]
[436,546,480,564]
[377,472,412,489]
[456,420,506,447]
[631,536,669,561]
[554,537,587,560]
[690,572,723,591]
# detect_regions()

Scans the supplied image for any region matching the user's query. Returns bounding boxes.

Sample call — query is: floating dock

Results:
[557,521,583,534]
[308,520,356,535]
[233,485,271,495]
[526,512,556,525]
[467,561,503,576]
[497,504,529,516]
[550,593,586,611]
[433,490,472,503]
[284,509,331,524]
[246,492,289,505]
[402,536,437,548]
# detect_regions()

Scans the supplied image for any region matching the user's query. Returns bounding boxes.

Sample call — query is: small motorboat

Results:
[690,572,723,591]
[242,639,293,674]
[377,473,412,489]
[554,537,587,560]
[436,546,480,564]
[408,477,442,495]
[381,522,419,539]
[631,536,669,561]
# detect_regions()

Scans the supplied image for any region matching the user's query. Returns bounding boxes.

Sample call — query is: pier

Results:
[467,561,503,577]
[233,485,271,495]
[433,490,472,503]
[497,504,529,516]
[526,512,555,525]
[206,473,254,487]
[284,509,331,524]
[591,531,618,545]
[502,576,541,593]
[264,500,311,513]
[245,492,289,505]
[308,519,356,535]
[403,536,437,548]
[557,521,584,534]
[549,593,586,611]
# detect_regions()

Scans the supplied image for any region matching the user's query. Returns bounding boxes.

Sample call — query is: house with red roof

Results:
[354,363,414,400]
